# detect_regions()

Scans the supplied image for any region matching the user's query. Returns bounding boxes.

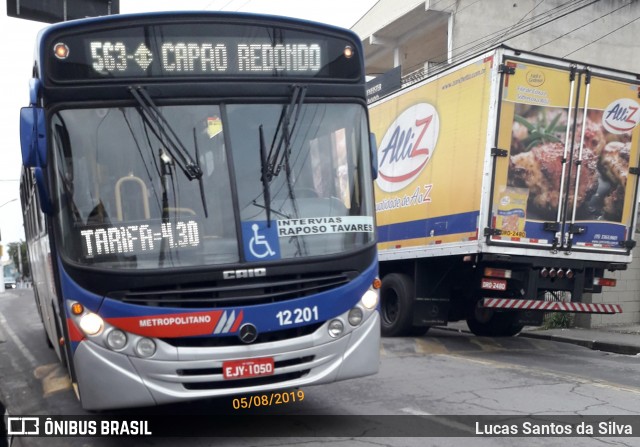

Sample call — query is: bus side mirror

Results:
[20,106,47,168]
[34,167,53,214]
[369,132,378,180]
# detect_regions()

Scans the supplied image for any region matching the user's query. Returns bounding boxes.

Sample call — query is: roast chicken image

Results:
[507,106,630,222]
[509,140,600,219]
[600,141,631,218]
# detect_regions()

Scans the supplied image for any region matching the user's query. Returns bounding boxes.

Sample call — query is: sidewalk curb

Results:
[435,325,640,356]
[519,331,640,356]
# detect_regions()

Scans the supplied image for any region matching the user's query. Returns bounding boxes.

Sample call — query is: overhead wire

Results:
[228,0,252,12]
[531,0,632,51]
[444,0,596,65]
[455,0,484,14]
[400,0,599,77]
[425,0,459,11]
[564,12,640,57]
[490,0,548,48]
[442,0,588,56]
[401,0,587,74]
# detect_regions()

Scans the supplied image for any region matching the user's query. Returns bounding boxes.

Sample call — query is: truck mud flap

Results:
[414,297,449,326]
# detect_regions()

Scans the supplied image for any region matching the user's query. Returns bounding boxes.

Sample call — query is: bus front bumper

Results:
[73,310,380,410]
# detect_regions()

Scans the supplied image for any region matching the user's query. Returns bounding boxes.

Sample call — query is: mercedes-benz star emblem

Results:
[238,323,258,344]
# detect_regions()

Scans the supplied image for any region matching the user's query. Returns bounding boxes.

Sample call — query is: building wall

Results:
[352,0,423,39]
[575,211,640,328]
[576,243,640,328]
[354,0,640,78]
[447,0,640,74]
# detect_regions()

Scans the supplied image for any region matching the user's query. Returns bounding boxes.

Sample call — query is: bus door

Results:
[488,58,640,255]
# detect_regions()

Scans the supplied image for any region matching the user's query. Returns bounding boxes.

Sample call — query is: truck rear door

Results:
[488,56,640,254]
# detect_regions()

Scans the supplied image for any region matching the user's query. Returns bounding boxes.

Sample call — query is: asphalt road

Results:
[2,288,640,447]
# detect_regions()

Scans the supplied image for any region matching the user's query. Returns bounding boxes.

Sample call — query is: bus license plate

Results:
[223,357,275,380]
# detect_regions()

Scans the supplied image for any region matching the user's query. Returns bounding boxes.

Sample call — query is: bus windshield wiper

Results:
[265,84,307,181]
[129,86,203,181]
[258,124,272,225]
[263,84,308,255]
[193,128,209,218]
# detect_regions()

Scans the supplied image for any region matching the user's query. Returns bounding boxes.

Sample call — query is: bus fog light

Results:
[361,289,379,309]
[328,319,344,338]
[106,329,128,350]
[135,338,156,357]
[79,313,104,336]
[348,307,364,326]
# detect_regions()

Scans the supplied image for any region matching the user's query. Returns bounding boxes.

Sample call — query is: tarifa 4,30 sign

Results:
[376,103,439,192]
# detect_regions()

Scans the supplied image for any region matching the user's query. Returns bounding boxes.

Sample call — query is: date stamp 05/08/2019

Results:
[231,390,305,410]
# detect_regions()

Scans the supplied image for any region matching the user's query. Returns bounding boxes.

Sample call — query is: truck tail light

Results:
[484,267,512,279]
[565,269,574,279]
[594,277,617,287]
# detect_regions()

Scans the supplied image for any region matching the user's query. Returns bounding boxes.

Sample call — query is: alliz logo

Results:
[602,98,640,134]
[376,103,439,192]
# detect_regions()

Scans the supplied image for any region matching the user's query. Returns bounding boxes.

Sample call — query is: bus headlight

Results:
[135,338,156,357]
[79,312,104,336]
[328,319,344,338]
[361,289,379,309]
[106,329,128,350]
[348,307,364,326]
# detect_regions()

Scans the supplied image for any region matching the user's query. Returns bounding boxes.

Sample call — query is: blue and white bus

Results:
[19,11,380,410]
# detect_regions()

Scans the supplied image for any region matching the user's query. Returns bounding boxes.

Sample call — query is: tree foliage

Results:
[7,241,30,279]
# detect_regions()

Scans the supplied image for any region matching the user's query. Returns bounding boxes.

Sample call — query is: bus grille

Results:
[160,323,323,347]
[112,271,356,308]
[182,371,310,390]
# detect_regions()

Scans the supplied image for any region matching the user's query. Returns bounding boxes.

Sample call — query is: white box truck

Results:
[369,46,639,337]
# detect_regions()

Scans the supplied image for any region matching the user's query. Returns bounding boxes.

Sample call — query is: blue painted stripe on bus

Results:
[58,255,104,314]
[377,211,480,243]
[55,247,378,337]
[96,260,378,335]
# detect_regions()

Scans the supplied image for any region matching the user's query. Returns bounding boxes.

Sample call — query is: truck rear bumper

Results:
[481,298,622,314]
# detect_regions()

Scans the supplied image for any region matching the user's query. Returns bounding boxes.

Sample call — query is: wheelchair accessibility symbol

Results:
[250,224,275,258]
[242,221,280,261]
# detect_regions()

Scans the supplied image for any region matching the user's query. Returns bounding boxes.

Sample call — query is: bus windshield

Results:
[52,101,374,269]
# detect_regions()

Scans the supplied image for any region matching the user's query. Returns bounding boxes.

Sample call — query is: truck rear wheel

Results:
[466,303,524,337]
[380,273,429,337]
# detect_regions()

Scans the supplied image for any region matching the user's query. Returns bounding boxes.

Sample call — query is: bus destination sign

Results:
[88,41,323,76]
[45,21,358,82]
